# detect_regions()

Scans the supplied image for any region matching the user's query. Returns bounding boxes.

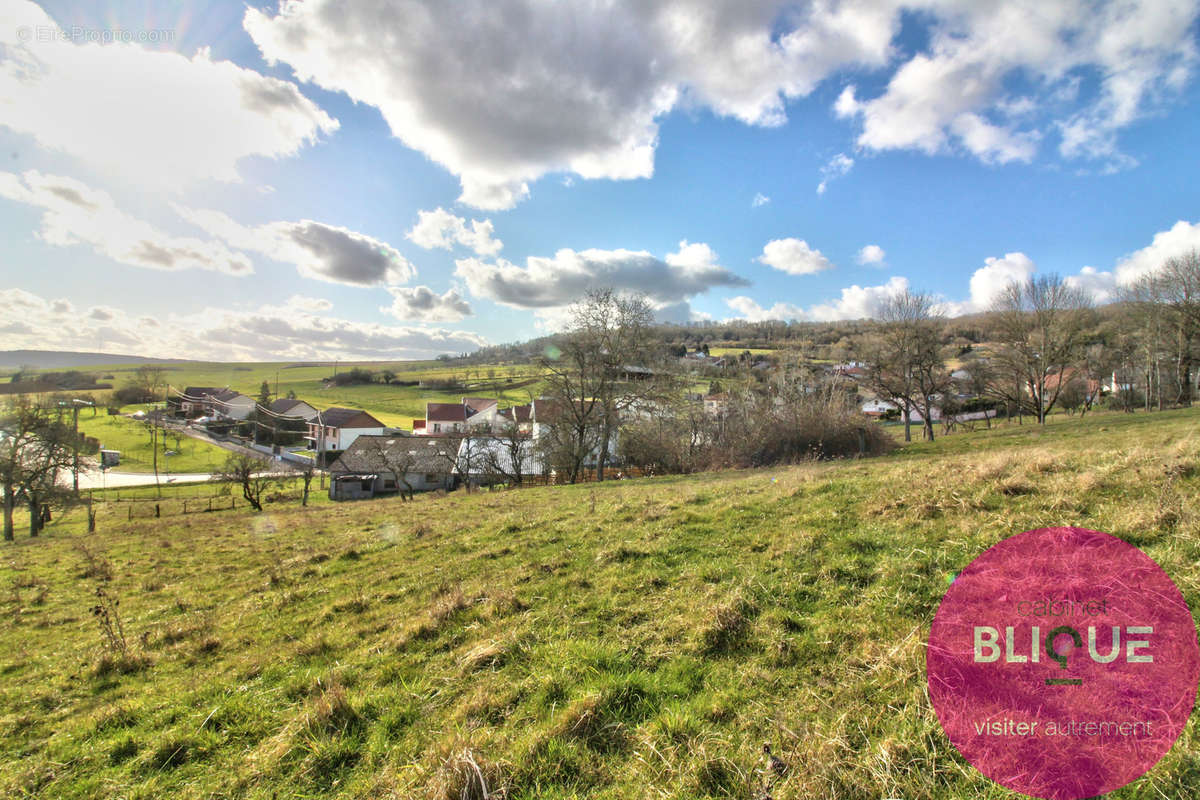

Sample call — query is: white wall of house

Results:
[336,425,385,451]
[221,396,255,420]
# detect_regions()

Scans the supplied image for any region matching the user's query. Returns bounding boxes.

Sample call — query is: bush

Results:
[112,386,154,405]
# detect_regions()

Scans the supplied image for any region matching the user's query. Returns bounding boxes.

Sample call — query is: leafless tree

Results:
[1126,249,1200,406]
[482,423,535,486]
[538,289,661,482]
[859,290,950,441]
[989,275,1093,425]
[213,453,279,512]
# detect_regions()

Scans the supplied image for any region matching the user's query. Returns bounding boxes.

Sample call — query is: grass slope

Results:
[2,410,1199,798]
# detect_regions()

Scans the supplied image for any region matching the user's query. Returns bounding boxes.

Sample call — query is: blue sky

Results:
[2,0,1200,360]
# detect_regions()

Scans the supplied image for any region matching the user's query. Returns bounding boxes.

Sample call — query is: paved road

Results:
[75,470,218,489]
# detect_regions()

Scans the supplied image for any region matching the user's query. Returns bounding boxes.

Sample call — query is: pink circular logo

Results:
[928,527,1199,799]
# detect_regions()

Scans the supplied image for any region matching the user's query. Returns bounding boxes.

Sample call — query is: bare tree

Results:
[1127,249,1200,406]
[538,289,659,482]
[989,275,1093,425]
[213,453,279,512]
[859,290,950,441]
[482,423,535,486]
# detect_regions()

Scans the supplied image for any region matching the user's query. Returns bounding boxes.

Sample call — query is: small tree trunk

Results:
[902,400,912,443]
[3,483,14,542]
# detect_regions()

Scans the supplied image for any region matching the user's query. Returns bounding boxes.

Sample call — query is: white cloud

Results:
[406,207,503,257]
[726,276,910,322]
[757,238,834,275]
[454,239,747,310]
[0,288,487,361]
[1064,266,1118,303]
[0,170,253,275]
[384,286,473,322]
[817,153,854,194]
[243,0,896,208]
[835,1,1197,169]
[0,1,337,189]
[751,192,770,207]
[285,295,333,313]
[857,244,886,266]
[966,252,1037,311]
[174,206,414,287]
[1114,220,1200,285]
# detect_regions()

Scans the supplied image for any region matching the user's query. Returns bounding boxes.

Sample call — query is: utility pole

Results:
[59,398,93,494]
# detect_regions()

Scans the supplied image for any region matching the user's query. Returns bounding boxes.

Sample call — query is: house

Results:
[267,397,319,422]
[497,403,533,433]
[328,435,456,500]
[463,397,500,430]
[415,397,507,435]
[422,402,467,434]
[177,386,225,417]
[703,393,730,416]
[453,435,544,486]
[177,386,255,420]
[306,407,387,453]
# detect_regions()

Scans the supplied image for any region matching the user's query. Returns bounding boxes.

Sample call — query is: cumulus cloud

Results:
[0,1,337,188]
[727,276,910,322]
[384,286,473,322]
[243,0,897,208]
[174,206,414,286]
[0,288,487,361]
[834,1,1197,169]
[751,192,770,207]
[1114,220,1200,285]
[817,153,854,194]
[967,252,1037,310]
[454,239,747,310]
[407,207,503,256]
[1064,266,1118,304]
[857,244,886,266]
[757,238,834,275]
[0,171,253,275]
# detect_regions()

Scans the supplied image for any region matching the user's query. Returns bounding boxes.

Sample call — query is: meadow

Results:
[66,359,548,430]
[74,413,232,475]
[1,408,1198,798]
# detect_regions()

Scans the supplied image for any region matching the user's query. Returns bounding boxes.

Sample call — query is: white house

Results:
[306,407,387,452]
[268,397,319,422]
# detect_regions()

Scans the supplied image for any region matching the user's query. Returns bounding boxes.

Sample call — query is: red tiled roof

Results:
[426,402,467,422]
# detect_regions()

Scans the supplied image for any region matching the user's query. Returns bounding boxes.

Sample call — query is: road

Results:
[73,468,218,489]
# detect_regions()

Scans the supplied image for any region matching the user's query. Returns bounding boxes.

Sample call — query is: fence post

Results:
[155,504,160,518]
[127,505,132,521]
[183,500,187,514]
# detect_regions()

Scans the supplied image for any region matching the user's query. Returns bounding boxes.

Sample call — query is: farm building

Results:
[328,435,456,501]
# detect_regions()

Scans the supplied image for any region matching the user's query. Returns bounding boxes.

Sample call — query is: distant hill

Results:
[0,350,196,370]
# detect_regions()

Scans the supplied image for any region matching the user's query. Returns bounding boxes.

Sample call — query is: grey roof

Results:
[330,435,455,476]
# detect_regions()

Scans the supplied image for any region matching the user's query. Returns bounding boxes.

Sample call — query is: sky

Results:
[2,0,1200,361]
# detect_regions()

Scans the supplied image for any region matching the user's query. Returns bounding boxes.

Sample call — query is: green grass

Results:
[2,408,1199,798]
[77,414,232,474]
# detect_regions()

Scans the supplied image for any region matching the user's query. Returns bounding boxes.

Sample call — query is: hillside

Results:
[1,410,1198,798]
[0,350,200,370]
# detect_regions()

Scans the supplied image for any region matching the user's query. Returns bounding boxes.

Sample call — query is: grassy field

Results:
[1,408,1198,798]
[79,360,547,431]
[76,414,232,474]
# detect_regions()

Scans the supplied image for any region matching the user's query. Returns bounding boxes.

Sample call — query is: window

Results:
[425,473,438,484]
[433,423,441,433]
